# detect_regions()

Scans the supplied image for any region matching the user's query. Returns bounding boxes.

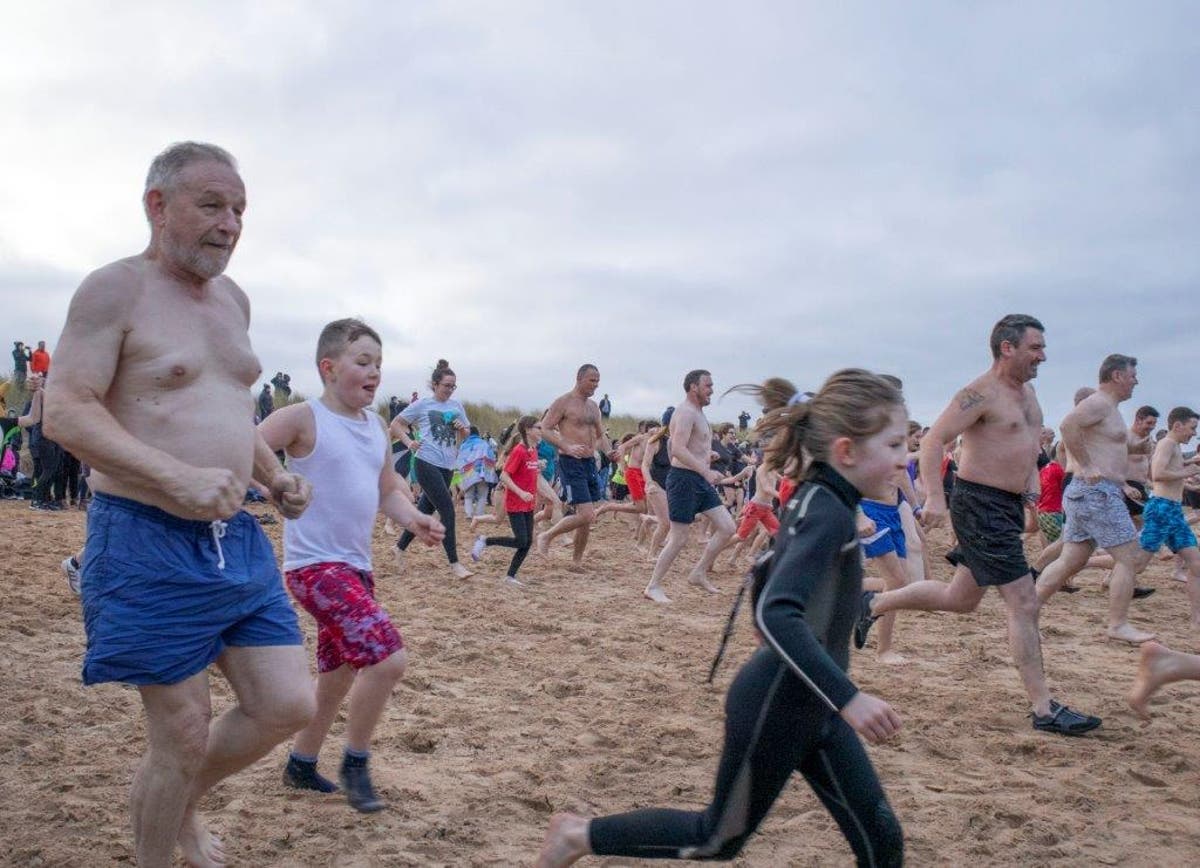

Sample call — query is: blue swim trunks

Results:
[666,467,722,524]
[81,492,302,686]
[560,454,602,505]
[860,498,907,559]
[1139,496,1197,554]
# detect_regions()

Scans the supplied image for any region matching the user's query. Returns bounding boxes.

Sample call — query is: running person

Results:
[43,142,316,867]
[260,319,444,812]
[471,416,543,587]
[390,359,474,578]
[536,370,906,867]
[855,314,1101,735]
[643,370,736,603]
[535,364,616,569]
[1034,355,1156,643]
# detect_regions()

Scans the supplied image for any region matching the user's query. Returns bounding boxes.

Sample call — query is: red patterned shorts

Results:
[284,562,404,672]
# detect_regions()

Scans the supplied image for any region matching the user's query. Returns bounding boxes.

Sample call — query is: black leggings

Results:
[34,440,62,505]
[398,459,459,563]
[485,510,534,578]
[589,647,903,866]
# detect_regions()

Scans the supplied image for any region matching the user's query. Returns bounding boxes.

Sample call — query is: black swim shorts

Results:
[1124,479,1147,518]
[666,467,722,524]
[945,477,1031,587]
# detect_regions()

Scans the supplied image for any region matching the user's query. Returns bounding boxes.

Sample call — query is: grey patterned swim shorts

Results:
[1062,478,1138,549]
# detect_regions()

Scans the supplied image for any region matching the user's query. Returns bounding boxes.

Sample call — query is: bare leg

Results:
[870,565,986,618]
[181,646,313,865]
[1106,542,1155,644]
[898,503,927,584]
[1129,641,1200,719]
[686,506,735,593]
[1032,537,1064,572]
[1035,540,1094,604]
[536,813,592,868]
[344,650,407,751]
[570,509,595,566]
[869,552,911,663]
[645,522,691,603]
[133,672,216,868]
[291,665,356,758]
[1180,547,1200,628]
[536,505,593,558]
[996,577,1052,717]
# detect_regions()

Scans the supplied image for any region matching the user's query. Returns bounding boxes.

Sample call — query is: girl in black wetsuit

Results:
[536,369,909,867]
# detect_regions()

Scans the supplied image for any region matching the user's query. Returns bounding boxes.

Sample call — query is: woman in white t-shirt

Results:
[389,359,474,578]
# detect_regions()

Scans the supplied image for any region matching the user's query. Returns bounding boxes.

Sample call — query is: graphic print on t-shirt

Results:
[428,410,458,448]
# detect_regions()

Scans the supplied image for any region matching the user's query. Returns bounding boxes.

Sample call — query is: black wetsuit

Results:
[589,463,903,865]
[650,437,671,489]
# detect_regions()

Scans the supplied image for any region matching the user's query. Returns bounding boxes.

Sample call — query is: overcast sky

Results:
[3,3,1197,429]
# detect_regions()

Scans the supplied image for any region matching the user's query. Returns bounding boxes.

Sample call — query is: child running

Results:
[390,359,474,578]
[536,369,906,867]
[471,416,543,587]
[259,319,444,812]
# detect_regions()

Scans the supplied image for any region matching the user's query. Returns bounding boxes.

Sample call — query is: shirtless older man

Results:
[643,370,736,603]
[1035,355,1157,643]
[535,364,616,567]
[856,314,1101,735]
[43,143,315,868]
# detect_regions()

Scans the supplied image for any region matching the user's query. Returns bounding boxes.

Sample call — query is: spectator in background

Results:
[30,341,51,375]
[258,383,274,420]
[12,341,30,387]
[599,393,612,419]
[271,371,292,400]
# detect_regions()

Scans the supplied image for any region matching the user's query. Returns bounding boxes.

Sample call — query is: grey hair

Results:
[143,142,238,220]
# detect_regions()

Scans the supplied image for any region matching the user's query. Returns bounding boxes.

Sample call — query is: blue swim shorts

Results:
[81,492,302,686]
[560,454,602,505]
[666,467,723,524]
[861,498,907,559]
[1139,496,1197,554]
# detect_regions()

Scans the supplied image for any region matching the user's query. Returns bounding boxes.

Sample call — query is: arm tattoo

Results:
[957,388,986,412]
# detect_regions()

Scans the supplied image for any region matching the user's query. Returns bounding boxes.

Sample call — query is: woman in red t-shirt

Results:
[470,416,542,587]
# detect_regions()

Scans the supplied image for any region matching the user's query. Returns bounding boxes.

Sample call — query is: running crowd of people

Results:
[15,141,1200,867]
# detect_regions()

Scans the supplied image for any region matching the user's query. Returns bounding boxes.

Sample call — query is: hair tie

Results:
[787,392,812,406]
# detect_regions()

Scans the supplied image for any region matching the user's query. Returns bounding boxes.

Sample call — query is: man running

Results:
[1034,355,1156,643]
[855,314,1101,735]
[643,369,736,603]
[43,142,316,867]
[535,364,616,568]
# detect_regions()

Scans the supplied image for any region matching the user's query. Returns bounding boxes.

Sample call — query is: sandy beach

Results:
[3,498,1198,866]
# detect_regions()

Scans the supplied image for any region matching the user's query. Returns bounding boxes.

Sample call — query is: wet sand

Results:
[3,499,1199,866]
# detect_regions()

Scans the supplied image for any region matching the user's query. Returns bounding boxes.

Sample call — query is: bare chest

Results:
[117,290,261,394]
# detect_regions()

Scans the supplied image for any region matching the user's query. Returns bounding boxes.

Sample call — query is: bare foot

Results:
[450,562,475,579]
[687,572,719,594]
[1107,623,1156,645]
[536,812,591,868]
[1173,568,1189,583]
[643,584,672,604]
[391,546,406,573]
[179,812,226,867]
[384,518,398,536]
[535,532,551,557]
[878,651,909,665]
[1129,641,1170,720]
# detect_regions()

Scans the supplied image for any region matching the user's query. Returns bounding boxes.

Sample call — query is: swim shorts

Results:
[861,499,907,559]
[666,467,722,524]
[1062,478,1138,549]
[560,454,602,505]
[81,492,302,686]
[625,466,647,502]
[1139,497,1198,554]
[285,561,404,672]
[736,500,780,541]
[1037,510,1064,543]
[945,477,1030,587]
[1124,479,1148,517]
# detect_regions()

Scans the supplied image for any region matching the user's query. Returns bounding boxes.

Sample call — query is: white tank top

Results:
[283,399,386,572]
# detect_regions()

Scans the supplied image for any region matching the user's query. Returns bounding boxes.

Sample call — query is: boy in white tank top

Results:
[259,319,444,812]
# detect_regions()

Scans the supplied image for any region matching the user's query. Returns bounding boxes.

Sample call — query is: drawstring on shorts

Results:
[210,520,228,570]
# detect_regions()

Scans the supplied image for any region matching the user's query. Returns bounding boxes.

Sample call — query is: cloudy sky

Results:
[3,3,1197,428]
